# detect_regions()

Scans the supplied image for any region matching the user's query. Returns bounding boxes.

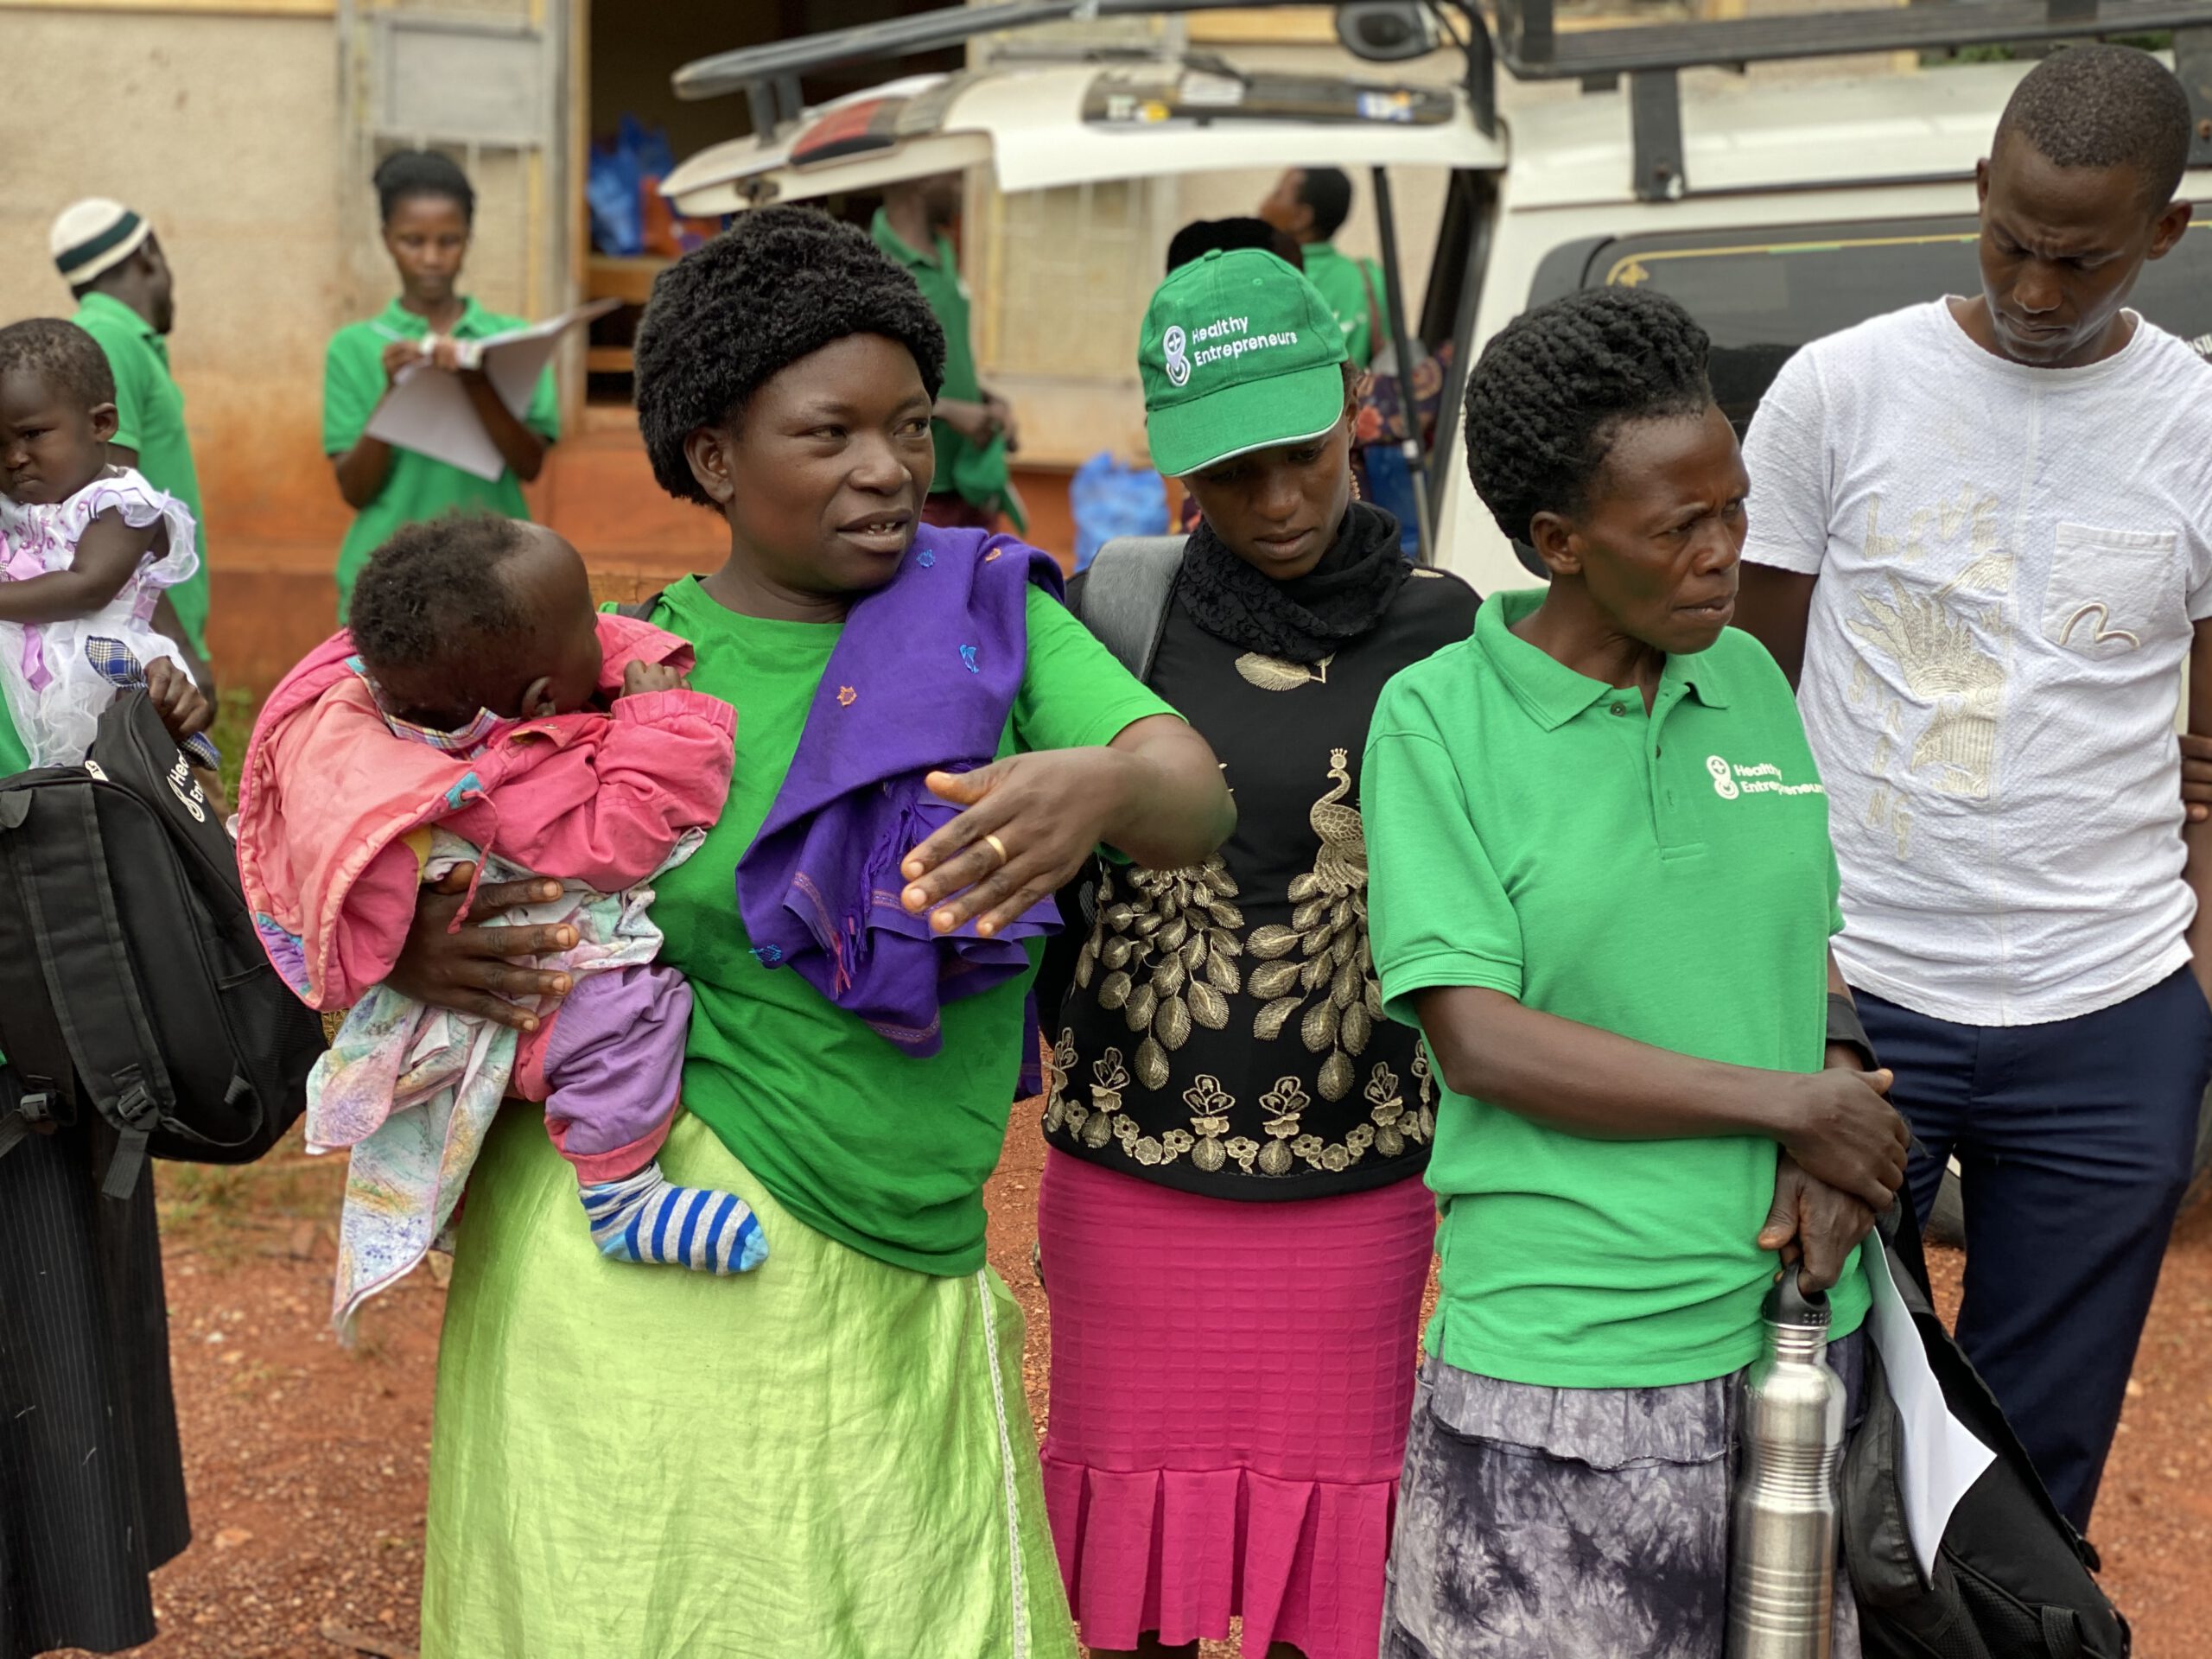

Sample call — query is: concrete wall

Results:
[0,9,351,562]
[0,3,555,691]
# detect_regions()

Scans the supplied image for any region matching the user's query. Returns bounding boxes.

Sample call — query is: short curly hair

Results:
[349,512,531,702]
[1998,44,2192,208]
[1462,286,1713,548]
[632,206,947,508]
[0,318,117,413]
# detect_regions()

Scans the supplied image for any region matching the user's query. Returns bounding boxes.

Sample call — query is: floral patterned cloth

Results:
[308,829,696,1332]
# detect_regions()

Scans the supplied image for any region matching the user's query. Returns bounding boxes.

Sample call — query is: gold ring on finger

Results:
[982,831,1010,864]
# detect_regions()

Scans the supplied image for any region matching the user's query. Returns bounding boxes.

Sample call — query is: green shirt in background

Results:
[1363,590,1866,1389]
[645,577,1175,1276]
[869,210,1016,522]
[71,290,211,657]
[1300,242,1390,370]
[322,296,559,618]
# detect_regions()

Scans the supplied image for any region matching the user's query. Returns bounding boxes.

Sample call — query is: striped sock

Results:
[579,1162,766,1274]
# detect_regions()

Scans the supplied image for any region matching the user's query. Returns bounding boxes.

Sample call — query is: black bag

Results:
[1844,1203,2131,1658]
[0,690,324,1199]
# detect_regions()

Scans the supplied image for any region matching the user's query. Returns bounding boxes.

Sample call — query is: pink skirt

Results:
[1038,1147,1436,1659]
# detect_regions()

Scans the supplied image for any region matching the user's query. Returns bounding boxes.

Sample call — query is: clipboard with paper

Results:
[365,300,619,481]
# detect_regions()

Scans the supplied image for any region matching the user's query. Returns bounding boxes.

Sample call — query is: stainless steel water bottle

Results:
[1726,1276,1846,1659]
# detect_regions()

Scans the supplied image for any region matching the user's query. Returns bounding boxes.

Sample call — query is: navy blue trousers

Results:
[1856,966,2212,1532]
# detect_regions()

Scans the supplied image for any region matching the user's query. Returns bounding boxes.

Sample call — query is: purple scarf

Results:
[735,526,1065,1062]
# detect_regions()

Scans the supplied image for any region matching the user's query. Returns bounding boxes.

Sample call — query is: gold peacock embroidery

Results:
[1244,748,1377,1103]
[1072,855,1244,1092]
[1058,750,1429,1177]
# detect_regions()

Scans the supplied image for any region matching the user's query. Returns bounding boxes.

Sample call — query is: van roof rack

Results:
[672,0,2212,201]
[1496,0,2212,200]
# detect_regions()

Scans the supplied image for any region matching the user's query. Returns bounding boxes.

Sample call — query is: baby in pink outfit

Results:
[238,513,762,1311]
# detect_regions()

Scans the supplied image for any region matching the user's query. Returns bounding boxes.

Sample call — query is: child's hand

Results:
[620,661,687,698]
[381,339,423,386]
[428,336,467,373]
[143,657,213,746]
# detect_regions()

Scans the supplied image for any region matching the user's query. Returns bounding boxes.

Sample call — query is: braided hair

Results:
[632,206,946,509]
[0,318,117,411]
[373,149,476,226]
[1461,286,1713,549]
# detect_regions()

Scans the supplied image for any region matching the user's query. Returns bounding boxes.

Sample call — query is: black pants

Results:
[1858,966,2212,1532]
[0,1099,189,1659]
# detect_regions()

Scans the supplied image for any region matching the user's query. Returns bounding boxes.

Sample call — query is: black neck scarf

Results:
[1177,500,1412,665]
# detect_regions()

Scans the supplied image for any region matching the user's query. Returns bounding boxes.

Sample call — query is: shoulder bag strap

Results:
[1072,536,1185,683]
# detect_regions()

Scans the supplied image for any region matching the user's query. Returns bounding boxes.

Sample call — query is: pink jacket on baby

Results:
[236,613,734,1010]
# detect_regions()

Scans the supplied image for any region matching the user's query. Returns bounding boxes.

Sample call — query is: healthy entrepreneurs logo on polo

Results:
[1140,248,1351,479]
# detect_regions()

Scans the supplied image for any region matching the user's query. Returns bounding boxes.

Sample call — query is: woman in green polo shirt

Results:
[1364,287,1910,1659]
[353,208,1232,1658]
[323,151,556,618]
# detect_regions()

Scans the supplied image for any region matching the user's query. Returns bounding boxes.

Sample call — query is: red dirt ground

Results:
[65,1119,2212,1659]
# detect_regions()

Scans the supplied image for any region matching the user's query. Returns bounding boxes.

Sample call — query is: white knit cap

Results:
[50,198,152,287]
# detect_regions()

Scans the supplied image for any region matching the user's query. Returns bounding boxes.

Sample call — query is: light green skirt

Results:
[420,1105,1075,1659]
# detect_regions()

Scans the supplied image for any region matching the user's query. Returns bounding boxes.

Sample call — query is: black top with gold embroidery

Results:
[1043,556,1479,1199]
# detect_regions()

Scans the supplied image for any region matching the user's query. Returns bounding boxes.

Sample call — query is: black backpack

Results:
[0,690,324,1198]
[1844,1202,2131,1658]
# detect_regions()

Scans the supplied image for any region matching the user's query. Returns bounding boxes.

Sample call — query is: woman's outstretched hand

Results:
[386,863,576,1032]
[899,751,1135,939]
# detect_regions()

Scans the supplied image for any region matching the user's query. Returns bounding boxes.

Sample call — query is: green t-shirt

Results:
[1300,243,1390,371]
[322,296,559,618]
[71,290,211,656]
[869,210,1013,516]
[1363,589,1868,1388]
[644,575,1175,1276]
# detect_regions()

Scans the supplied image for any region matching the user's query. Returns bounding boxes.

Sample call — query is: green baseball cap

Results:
[1139,248,1349,479]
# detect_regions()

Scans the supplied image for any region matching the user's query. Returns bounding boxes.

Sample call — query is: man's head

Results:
[1973,44,2195,367]
[1166,216,1304,276]
[1259,168,1354,246]
[50,199,175,335]
[887,173,963,233]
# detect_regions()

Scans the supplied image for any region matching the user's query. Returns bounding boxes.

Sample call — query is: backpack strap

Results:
[11,786,175,1198]
[1072,536,1185,683]
[0,789,79,1161]
[614,590,664,621]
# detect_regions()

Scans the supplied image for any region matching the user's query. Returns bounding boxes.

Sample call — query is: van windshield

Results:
[1577,214,2212,432]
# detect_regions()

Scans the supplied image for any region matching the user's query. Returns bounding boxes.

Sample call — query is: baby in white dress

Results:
[0,318,207,767]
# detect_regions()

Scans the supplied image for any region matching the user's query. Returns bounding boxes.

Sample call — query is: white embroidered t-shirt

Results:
[1743,299,2212,1027]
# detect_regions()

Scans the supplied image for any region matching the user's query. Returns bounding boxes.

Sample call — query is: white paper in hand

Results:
[1861,1242,1997,1577]
[365,300,618,481]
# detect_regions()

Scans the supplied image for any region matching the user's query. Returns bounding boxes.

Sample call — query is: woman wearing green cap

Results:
[323,150,557,620]
[1034,246,1478,1659]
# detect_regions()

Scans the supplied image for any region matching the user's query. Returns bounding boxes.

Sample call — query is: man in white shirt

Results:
[1736,43,2211,1533]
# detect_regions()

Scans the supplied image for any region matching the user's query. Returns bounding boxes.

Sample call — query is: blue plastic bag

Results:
[1071,453,1168,573]
[588,114,678,257]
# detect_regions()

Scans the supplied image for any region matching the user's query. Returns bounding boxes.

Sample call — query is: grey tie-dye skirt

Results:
[1380,1332,1866,1659]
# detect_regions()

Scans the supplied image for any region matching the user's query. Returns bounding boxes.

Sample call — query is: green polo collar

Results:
[870,209,944,270]
[1476,589,1730,731]
[374,295,496,339]
[74,289,156,341]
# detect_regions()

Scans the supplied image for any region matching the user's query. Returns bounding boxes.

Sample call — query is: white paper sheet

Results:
[1861,1243,1997,1577]
[365,299,619,481]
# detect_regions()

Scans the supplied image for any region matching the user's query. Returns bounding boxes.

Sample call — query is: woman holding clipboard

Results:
[323,151,558,620]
